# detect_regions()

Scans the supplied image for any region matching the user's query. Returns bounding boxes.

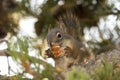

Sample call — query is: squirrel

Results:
[45,12,94,71]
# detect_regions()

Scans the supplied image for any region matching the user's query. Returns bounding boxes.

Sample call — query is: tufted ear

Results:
[48,24,52,32]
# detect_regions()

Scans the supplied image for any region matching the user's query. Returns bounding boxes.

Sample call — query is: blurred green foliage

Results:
[66,62,120,80]
[67,67,91,80]
[7,36,56,80]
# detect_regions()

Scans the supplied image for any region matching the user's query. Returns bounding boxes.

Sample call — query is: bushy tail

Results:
[57,12,80,40]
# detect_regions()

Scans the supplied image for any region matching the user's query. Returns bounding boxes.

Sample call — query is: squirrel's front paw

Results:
[45,48,54,58]
[64,47,72,57]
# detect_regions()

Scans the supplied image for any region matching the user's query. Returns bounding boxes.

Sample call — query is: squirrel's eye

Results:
[56,32,62,39]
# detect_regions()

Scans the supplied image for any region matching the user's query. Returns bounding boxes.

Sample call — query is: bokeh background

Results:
[0,0,120,80]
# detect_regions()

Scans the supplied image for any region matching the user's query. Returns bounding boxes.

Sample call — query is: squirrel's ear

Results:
[48,24,52,32]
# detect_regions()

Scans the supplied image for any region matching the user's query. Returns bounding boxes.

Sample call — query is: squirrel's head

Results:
[47,28,66,47]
